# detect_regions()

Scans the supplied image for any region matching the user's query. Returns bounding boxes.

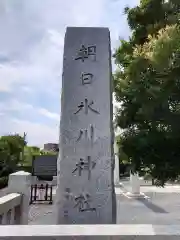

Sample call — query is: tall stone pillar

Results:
[55,27,116,224]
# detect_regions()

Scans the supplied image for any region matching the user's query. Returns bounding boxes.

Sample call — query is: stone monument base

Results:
[124,192,148,199]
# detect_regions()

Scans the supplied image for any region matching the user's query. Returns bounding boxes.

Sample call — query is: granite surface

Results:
[56,27,116,224]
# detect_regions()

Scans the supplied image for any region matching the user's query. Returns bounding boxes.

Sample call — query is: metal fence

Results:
[29,184,53,205]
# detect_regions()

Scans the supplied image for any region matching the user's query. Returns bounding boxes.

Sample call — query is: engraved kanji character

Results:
[81,73,93,85]
[74,193,96,212]
[72,156,96,180]
[76,125,94,143]
[75,45,96,62]
[76,129,86,142]
[74,98,100,115]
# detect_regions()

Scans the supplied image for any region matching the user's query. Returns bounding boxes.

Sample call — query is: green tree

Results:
[23,146,40,166]
[116,135,129,164]
[0,139,11,176]
[40,149,57,155]
[114,0,180,185]
[22,146,57,167]
[0,134,27,176]
[115,0,180,67]
[31,146,40,152]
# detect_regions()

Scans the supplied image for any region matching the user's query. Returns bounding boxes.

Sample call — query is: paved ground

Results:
[27,182,180,225]
[29,204,56,224]
[28,187,57,225]
[1,181,180,225]
[116,180,180,224]
[116,189,180,224]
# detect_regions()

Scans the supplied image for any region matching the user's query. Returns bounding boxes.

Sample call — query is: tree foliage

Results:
[0,133,58,175]
[114,0,180,185]
[0,134,27,176]
[20,145,57,166]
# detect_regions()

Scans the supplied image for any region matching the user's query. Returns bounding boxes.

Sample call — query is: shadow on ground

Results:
[137,198,168,213]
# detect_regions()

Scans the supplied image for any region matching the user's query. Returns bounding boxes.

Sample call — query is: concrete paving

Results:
[2,181,180,225]
[116,191,180,224]
[27,183,180,225]
[116,181,180,224]
[29,204,55,224]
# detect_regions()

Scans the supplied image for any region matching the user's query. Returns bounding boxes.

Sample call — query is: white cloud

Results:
[0,98,33,112]
[20,86,33,93]
[7,118,58,147]
[0,29,62,93]
[0,63,23,92]
[0,98,59,122]
[0,0,139,145]
[39,108,59,121]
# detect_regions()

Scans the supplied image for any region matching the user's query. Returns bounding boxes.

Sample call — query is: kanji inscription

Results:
[76,125,94,143]
[74,99,100,115]
[75,45,96,62]
[72,156,96,180]
[81,73,93,85]
[74,193,96,212]
[57,27,116,224]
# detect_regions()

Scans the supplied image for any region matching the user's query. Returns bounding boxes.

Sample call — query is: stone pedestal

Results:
[130,173,140,194]
[126,173,145,198]
[8,171,31,224]
[55,27,116,224]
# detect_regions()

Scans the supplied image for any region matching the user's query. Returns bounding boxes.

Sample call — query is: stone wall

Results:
[0,171,31,225]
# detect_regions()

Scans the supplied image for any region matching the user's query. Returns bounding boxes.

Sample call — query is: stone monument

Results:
[55,27,116,224]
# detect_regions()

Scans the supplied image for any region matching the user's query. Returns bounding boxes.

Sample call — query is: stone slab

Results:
[0,193,21,216]
[56,27,116,224]
[1,225,180,240]
[0,224,155,237]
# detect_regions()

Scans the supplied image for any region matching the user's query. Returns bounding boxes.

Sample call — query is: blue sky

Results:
[0,0,139,147]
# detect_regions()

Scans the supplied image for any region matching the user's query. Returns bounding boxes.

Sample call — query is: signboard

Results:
[32,155,57,176]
